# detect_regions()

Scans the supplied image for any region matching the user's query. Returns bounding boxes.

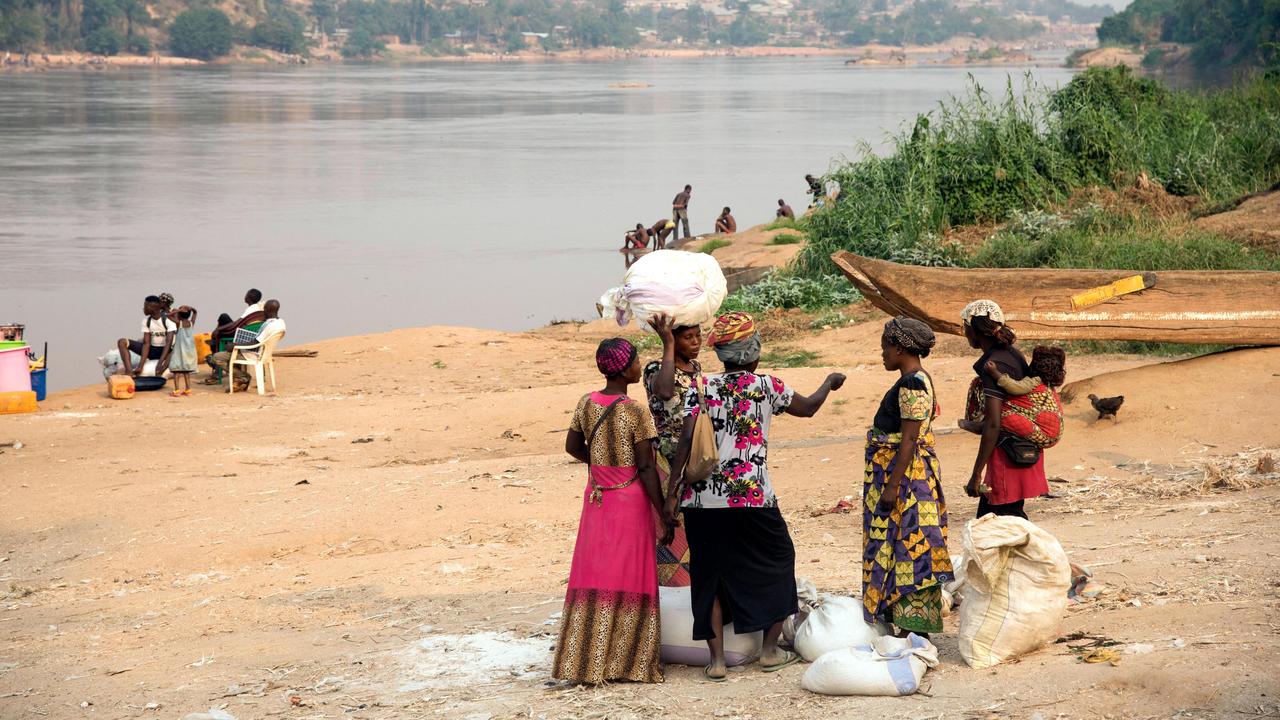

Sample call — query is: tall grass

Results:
[798,68,1280,275]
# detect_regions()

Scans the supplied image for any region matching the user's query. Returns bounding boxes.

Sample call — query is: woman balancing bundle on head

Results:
[643,313,703,586]
[863,318,953,637]
[553,338,675,685]
[666,312,845,681]
[958,300,1051,519]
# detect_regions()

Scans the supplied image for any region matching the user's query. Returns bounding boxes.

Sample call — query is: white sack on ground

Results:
[782,577,822,645]
[658,586,761,667]
[793,594,880,662]
[599,250,727,329]
[956,515,1071,669]
[801,633,939,696]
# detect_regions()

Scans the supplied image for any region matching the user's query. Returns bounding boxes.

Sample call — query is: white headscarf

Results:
[960,299,1004,326]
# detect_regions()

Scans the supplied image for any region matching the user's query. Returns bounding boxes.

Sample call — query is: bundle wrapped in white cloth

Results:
[801,633,939,696]
[598,250,727,329]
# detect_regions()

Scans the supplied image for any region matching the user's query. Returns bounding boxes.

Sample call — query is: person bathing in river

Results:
[776,199,794,219]
[622,223,650,267]
[643,313,703,586]
[863,317,952,638]
[958,300,1048,519]
[650,218,676,249]
[714,207,737,235]
[554,338,674,685]
[666,312,845,681]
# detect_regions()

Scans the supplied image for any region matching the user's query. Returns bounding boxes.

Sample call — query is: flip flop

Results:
[760,650,800,673]
[169,391,182,398]
[703,665,727,683]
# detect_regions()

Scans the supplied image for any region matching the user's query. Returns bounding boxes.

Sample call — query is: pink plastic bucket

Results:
[0,345,32,393]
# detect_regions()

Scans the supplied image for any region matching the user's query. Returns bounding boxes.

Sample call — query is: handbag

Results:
[998,433,1042,467]
[683,379,719,484]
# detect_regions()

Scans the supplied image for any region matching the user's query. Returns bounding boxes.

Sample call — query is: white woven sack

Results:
[801,633,938,696]
[658,586,761,667]
[793,594,880,662]
[956,515,1071,668]
[599,250,727,329]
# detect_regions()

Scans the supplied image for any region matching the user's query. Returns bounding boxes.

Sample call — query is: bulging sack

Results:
[956,515,1071,669]
[801,634,939,696]
[793,594,880,662]
[599,250,727,330]
[659,586,761,667]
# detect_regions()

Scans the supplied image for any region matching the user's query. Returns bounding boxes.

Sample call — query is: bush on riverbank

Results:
[169,8,233,60]
[797,67,1280,276]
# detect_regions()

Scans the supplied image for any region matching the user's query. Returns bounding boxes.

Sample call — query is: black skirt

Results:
[682,506,798,641]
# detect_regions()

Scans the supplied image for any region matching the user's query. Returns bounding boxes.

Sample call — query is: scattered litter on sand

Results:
[397,631,550,692]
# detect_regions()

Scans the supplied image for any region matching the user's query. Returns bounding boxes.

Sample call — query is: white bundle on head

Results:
[598,250,728,330]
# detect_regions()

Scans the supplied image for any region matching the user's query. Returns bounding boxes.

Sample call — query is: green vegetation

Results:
[768,233,804,245]
[721,271,861,314]
[760,347,822,368]
[1097,0,1279,70]
[341,25,386,57]
[698,238,732,254]
[249,8,307,55]
[800,68,1280,276]
[169,8,233,60]
[817,0,1048,45]
[971,205,1280,271]
[765,217,799,231]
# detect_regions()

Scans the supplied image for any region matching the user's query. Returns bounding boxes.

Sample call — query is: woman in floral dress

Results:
[665,312,845,681]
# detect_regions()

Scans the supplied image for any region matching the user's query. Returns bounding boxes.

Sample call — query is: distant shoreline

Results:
[1,40,1088,73]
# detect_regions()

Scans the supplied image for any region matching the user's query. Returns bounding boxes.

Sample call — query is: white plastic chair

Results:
[227,330,285,396]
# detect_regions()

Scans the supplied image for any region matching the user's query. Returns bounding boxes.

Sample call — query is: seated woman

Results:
[714,207,737,235]
[863,317,952,638]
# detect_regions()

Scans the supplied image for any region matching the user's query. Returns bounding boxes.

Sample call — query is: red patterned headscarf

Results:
[595,337,637,377]
[706,312,756,347]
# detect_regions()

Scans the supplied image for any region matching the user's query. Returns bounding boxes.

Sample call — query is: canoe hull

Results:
[831,252,1280,346]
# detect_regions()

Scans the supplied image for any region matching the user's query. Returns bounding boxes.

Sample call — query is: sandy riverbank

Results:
[1,308,1277,718]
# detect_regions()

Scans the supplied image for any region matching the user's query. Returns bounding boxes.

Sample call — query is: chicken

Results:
[1088,394,1125,420]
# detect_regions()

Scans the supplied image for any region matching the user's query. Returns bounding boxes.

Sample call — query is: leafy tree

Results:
[250,8,306,53]
[0,7,45,51]
[341,24,385,57]
[80,0,121,38]
[85,23,121,53]
[503,23,523,51]
[126,30,149,53]
[310,0,335,34]
[169,7,233,60]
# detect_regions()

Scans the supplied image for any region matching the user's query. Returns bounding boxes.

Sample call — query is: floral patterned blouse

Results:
[679,371,795,509]
[642,359,701,464]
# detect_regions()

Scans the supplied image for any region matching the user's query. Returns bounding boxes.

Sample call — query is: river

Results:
[0,57,1075,390]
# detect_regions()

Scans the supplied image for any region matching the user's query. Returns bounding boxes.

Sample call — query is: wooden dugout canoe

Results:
[831,251,1280,345]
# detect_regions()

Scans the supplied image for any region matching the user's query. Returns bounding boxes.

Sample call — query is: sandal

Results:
[760,650,800,673]
[169,391,182,397]
[182,389,192,396]
[703,665,727,683]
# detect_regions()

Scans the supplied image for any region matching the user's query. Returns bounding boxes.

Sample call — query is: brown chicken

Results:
[1088,394,1125,420]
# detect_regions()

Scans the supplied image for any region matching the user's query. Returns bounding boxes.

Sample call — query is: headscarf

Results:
[707,312,756,347]
[595,337,637,377]
[960,299,1004,326]
[714,335,762,366]
[883,316,936,357]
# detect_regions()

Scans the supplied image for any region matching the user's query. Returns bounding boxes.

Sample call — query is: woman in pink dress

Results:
[554,338,675,684]
[958,299,1050,519]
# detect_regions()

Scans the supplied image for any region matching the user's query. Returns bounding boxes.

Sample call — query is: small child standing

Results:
[169,306,199,397]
